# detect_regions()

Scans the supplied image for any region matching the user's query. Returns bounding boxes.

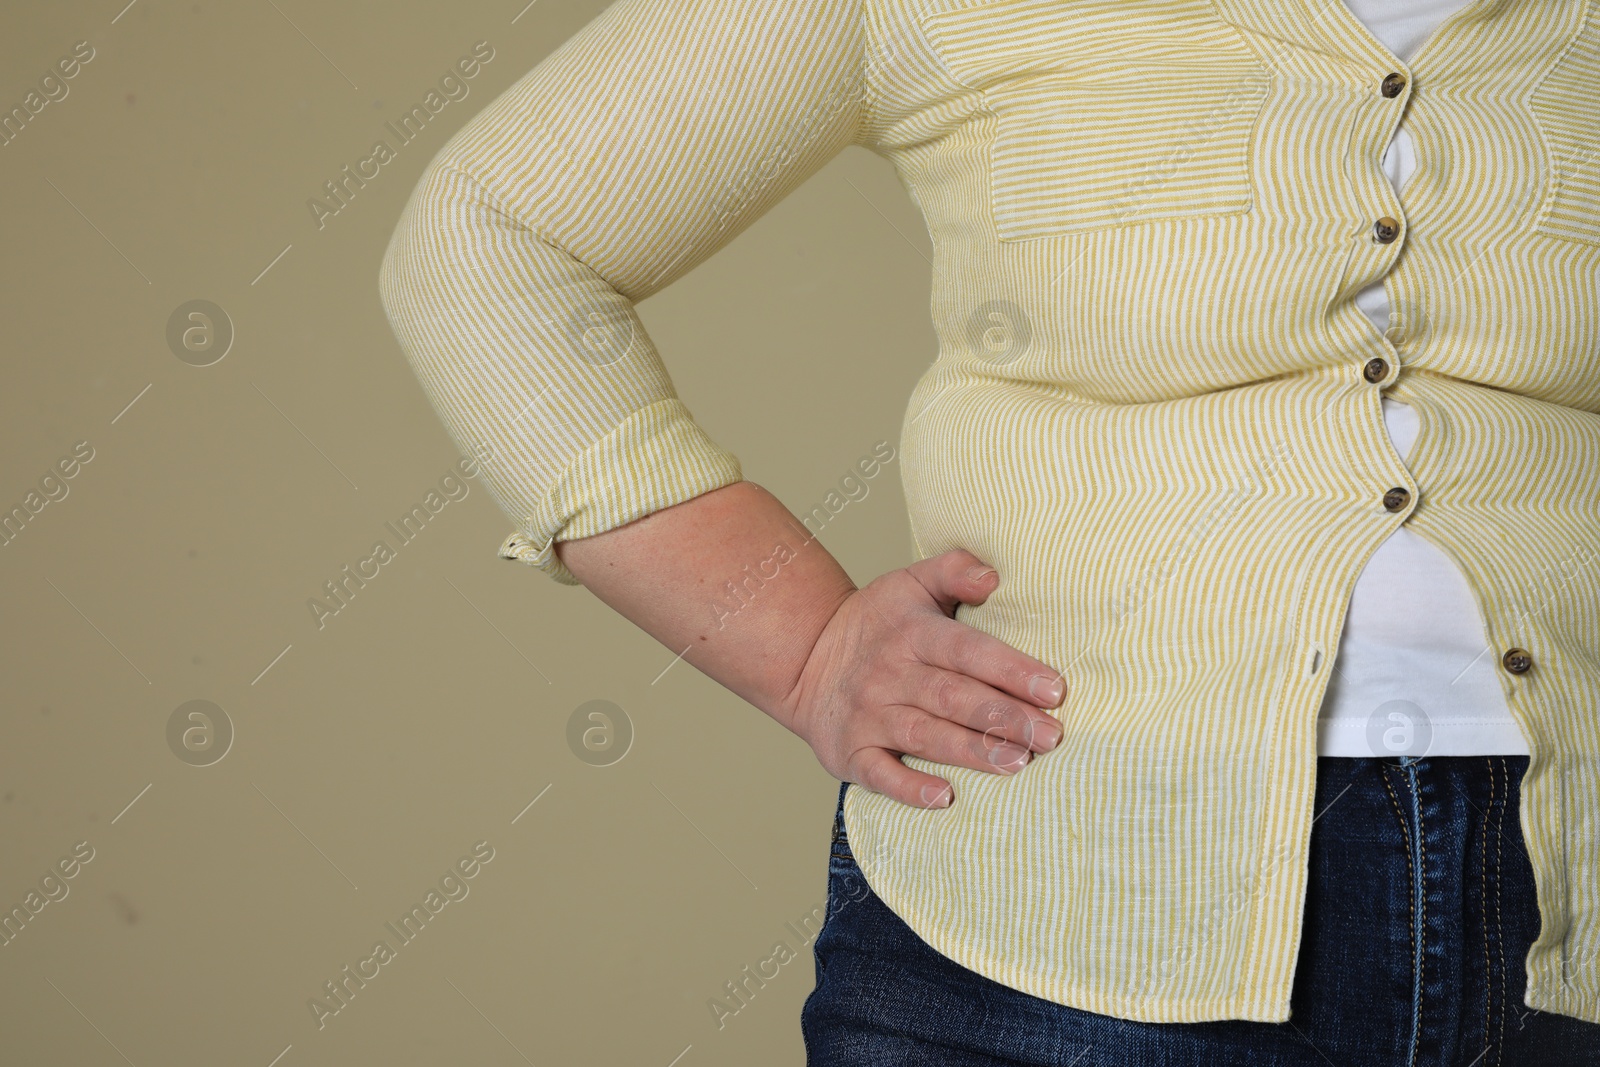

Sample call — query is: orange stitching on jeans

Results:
[1382,765,1414,863]
[1380,764,1421,1067]
[1496,757,1508,1064]
[1482,757,1494,1065]
[1414,764,1428,1067]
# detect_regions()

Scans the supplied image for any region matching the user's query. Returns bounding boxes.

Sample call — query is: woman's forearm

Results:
[552,479,858,733]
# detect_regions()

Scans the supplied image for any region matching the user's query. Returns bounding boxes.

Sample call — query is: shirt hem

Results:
[1525,983,1600,1027]
[850,847,1293,1025]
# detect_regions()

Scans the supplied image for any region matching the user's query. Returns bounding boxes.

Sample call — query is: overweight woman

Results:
[378,0,1600,1062]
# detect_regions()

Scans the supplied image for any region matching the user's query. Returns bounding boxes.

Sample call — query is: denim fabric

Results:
[801,756,1600,1066]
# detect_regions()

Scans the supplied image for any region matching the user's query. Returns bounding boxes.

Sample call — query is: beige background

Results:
[0,2,936,1063]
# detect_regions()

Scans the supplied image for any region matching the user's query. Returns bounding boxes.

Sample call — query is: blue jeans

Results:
[801,756,1600,1066]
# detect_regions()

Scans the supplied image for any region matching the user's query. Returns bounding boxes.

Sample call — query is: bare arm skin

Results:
[553,479,1067,808]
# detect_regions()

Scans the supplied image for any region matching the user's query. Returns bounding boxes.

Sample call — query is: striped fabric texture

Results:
[377,0,1600,1026]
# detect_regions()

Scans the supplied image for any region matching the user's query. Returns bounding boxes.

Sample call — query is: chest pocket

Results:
[916,0,1270,242]
[1529,10,1600,247]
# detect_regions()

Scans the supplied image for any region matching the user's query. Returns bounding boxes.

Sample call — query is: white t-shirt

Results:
[1317,0,1530,757]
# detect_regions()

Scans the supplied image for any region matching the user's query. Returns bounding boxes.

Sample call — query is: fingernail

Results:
[1034,720,1062,752]
[991,743,1029,770]
[967,565,996,582]
[1029,674,1064,705]
[921,784,952,808]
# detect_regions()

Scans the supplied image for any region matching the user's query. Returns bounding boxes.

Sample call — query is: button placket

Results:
[1336,64,1416,502]
[1374,68,1417,357]
[1355,66,1413,389]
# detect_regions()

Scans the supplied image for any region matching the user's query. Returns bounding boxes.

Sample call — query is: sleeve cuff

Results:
[497,397,744,585]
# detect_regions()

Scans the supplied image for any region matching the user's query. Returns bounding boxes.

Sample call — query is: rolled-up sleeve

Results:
[377,0,880,584]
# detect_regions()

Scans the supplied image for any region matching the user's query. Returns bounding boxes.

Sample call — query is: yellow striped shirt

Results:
[377,0,1600,1025]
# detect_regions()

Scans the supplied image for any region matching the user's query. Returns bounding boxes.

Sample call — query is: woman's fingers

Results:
[850,747,955,810]
[909,665,1063,754]
[906,549,1068,711]
[848,702,1032,811]
[918,613,1067,712]
[903,547,1003,618]
[876,703,1034,775]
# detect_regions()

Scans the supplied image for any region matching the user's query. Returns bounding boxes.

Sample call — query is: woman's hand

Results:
[777,548,1067,809]
[547,482,1061,810]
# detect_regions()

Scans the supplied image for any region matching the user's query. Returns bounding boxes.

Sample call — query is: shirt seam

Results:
[856,0,885,148]
[1525,0,1597,243]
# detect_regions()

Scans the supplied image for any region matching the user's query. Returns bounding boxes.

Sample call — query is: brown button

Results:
[1374,216,1402,243]
[1363,357,1390,383]
[1502,647,1534,674]
[1381,72,1407,98]
[1382,486,1411,512]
